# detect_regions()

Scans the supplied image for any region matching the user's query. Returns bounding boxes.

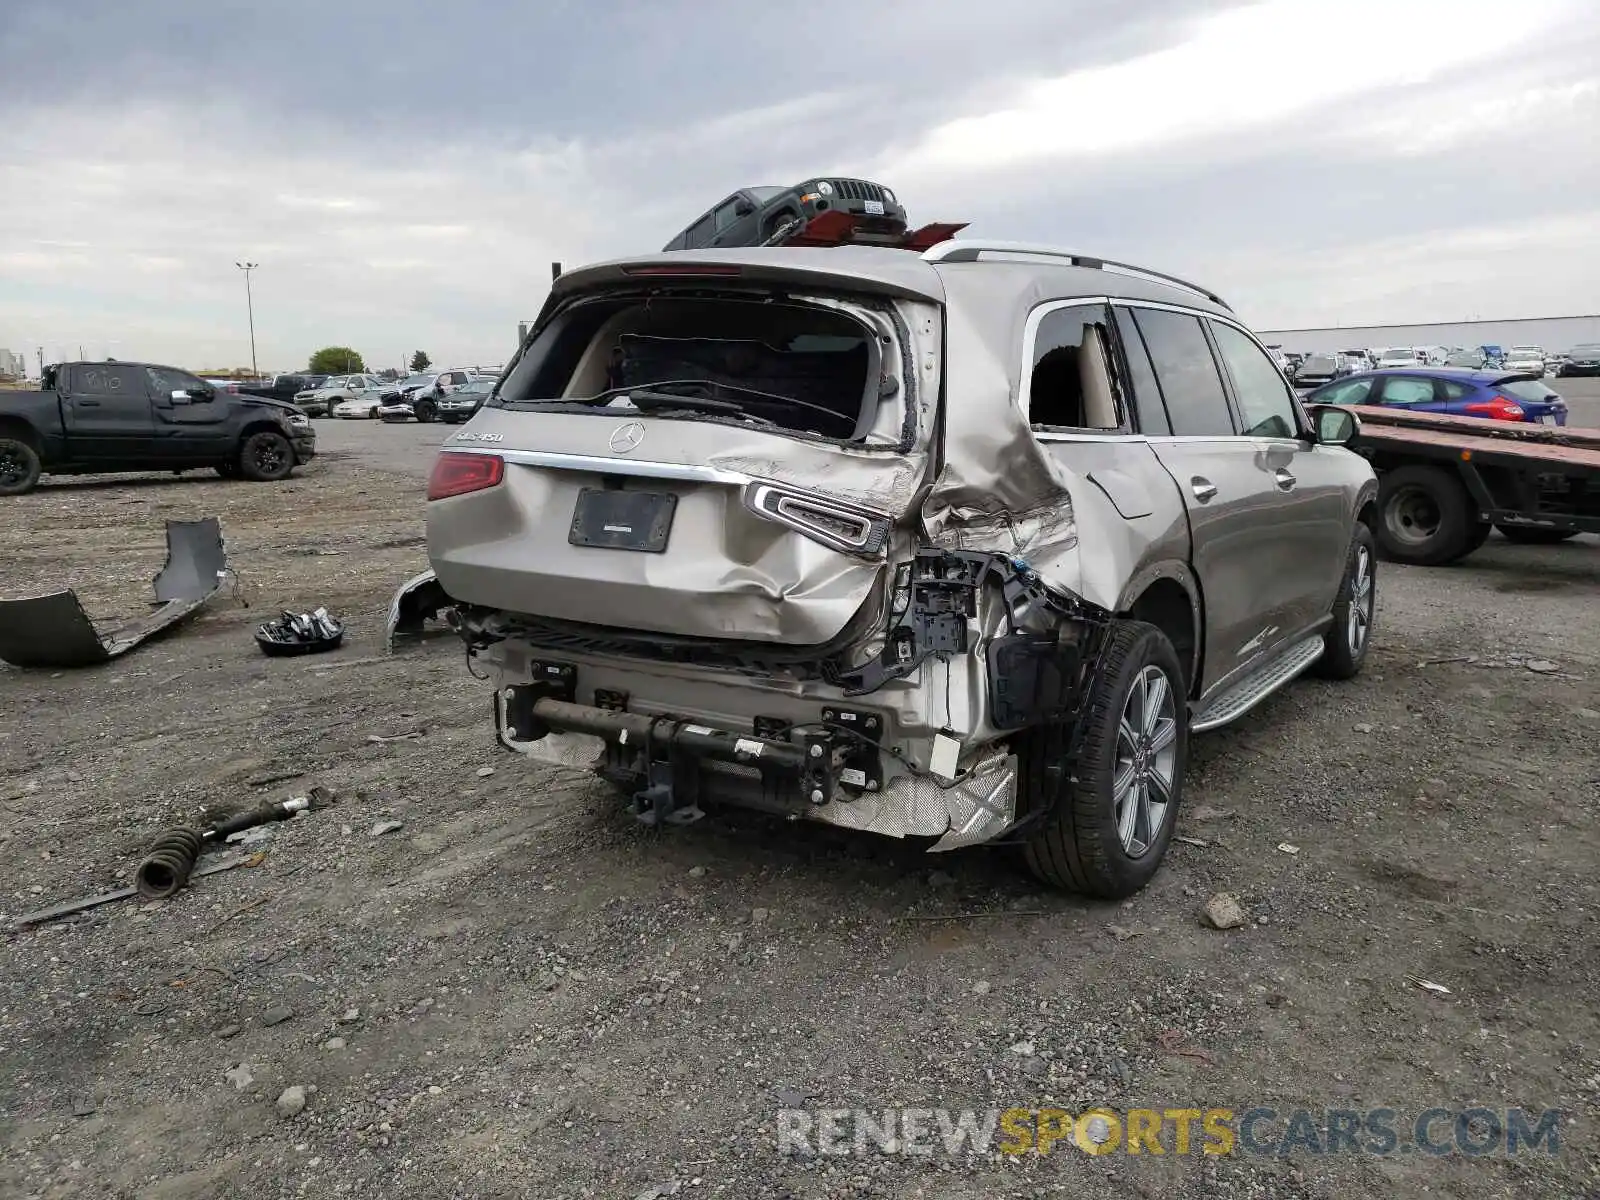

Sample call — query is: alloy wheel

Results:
[1113,665,1179,858]
[1347,545,1373,656]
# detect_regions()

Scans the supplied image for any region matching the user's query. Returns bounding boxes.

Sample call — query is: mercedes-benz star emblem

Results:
[609,421,645,454]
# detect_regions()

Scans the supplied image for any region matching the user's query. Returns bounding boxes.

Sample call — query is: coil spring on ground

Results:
[134,827,203,900]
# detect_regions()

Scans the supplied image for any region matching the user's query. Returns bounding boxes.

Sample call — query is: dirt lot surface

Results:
[2,428,1597,1200]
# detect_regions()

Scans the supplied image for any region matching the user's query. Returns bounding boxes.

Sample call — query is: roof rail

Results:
[921,240,1232,311]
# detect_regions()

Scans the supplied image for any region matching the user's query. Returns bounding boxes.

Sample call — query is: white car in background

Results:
[1375,347,1422,368]
[1504,345,1546,376]
[328,374,391,419]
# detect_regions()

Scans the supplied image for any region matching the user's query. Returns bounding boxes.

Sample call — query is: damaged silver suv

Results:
[406,237,1379,898]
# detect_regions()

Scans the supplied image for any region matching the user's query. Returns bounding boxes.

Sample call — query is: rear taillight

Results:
[1463,395,1525,421]
[427,452,504,500]
[743,482,891,557]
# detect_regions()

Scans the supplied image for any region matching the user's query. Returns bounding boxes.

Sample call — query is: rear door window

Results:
[72,363,146,396]
[1025,303,1123,431]
[1131,309,1236,436]
[685,213,716,248]
[1112,306,1170,435]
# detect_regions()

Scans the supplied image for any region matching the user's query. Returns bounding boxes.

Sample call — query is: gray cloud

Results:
[1,0,1596,371]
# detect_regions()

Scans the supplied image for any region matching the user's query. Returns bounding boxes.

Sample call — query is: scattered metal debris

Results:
[0,518,228,668]
[1406,976,1453,995]
[1176,835,1209,848]
[134,787,334,900]
[366,731,424,744]
[10,855,252,929]
[1155,1028,1217,1066]
[255,607,344,657]
[1277,843,1301,855]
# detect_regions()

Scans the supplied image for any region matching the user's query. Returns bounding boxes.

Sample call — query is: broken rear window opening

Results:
[495,293,894,444]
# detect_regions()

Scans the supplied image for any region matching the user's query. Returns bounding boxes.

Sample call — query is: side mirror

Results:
[734,199,755,217]
[1308,403,1359,446]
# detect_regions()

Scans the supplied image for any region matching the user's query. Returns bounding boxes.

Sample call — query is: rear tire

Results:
[1495,524,1578,545]
[0,436,42,496]
[237,431,295,482]
[1375,465,1477,565]
[1313,523,1376,679]
[415,400,436,423]
[1021,621,1187,899]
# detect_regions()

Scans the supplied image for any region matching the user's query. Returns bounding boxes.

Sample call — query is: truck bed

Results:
[1346,405,1600,472]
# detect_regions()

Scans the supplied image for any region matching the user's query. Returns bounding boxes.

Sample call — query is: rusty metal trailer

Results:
[1344,405,1600,565]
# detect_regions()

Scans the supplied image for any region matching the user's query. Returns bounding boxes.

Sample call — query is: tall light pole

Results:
[235,261,259,378]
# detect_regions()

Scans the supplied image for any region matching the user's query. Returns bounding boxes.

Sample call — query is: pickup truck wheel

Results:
[1375,465,1476,565]
[0,437,42,497]
[1021,620,1186,899]
[238,431,294,482]
[1313,523,1376,679]
[1495,524,1578,545]
[414,400,436,423]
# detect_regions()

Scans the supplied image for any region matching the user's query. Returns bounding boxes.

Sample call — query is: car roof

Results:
[549,243,1232,315]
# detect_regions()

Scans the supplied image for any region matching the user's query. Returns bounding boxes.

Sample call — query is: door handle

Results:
[75,398,101,407]
[1274,468,1296,490]
[1190,477,1218,503]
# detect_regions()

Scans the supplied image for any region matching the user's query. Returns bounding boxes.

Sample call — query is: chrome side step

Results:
[1190,636,1324,733]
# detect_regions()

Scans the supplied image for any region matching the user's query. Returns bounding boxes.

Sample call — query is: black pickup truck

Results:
[0,361,316,496]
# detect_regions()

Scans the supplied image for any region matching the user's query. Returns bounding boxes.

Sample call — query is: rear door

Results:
[1122,305,1295,692]
[59,363,154,460]
[147,366,232,460]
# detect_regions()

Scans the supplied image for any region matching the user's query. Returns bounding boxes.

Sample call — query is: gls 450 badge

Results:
[453,431,503,442]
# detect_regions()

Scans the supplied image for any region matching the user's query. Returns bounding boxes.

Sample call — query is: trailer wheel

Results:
[0,436,42,496]
[1494,525,1578,545]
[1376,465,1477,565]
[1021,621,1186,899]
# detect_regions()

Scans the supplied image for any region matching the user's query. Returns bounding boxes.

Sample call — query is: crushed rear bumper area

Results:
[493,684,1019,852]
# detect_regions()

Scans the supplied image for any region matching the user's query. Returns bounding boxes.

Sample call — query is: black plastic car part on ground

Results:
[662,178,909,251]
[0,361,313,495]
[0,518,228,667]
[255,608,345,656]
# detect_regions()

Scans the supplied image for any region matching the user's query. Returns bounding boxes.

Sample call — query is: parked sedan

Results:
[329,375,391,419]
[434,376,495,423]
[1306,368,1568,425]
[1558,344,1600,377]
[1503,345,1546,376]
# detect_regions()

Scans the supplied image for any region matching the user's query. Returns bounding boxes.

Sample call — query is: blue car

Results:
[1305,367,1569,426]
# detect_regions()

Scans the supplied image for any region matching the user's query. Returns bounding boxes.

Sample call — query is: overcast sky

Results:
[2,0,1597,372]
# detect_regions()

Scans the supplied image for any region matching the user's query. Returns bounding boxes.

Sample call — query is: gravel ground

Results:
[1,430,1597,1199]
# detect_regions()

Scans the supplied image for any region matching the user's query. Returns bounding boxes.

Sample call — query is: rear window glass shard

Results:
[1026,303,1123,431]
[501,294,888,443]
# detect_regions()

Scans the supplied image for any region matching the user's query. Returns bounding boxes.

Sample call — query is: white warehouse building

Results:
[1256,314,1600,356]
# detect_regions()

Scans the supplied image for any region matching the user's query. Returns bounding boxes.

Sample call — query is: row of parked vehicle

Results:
[220,368,501,423]
[1272,343,1598,387]
[289,369,496,423]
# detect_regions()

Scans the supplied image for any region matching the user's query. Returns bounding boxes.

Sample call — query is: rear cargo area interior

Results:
[560,297,878,439]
